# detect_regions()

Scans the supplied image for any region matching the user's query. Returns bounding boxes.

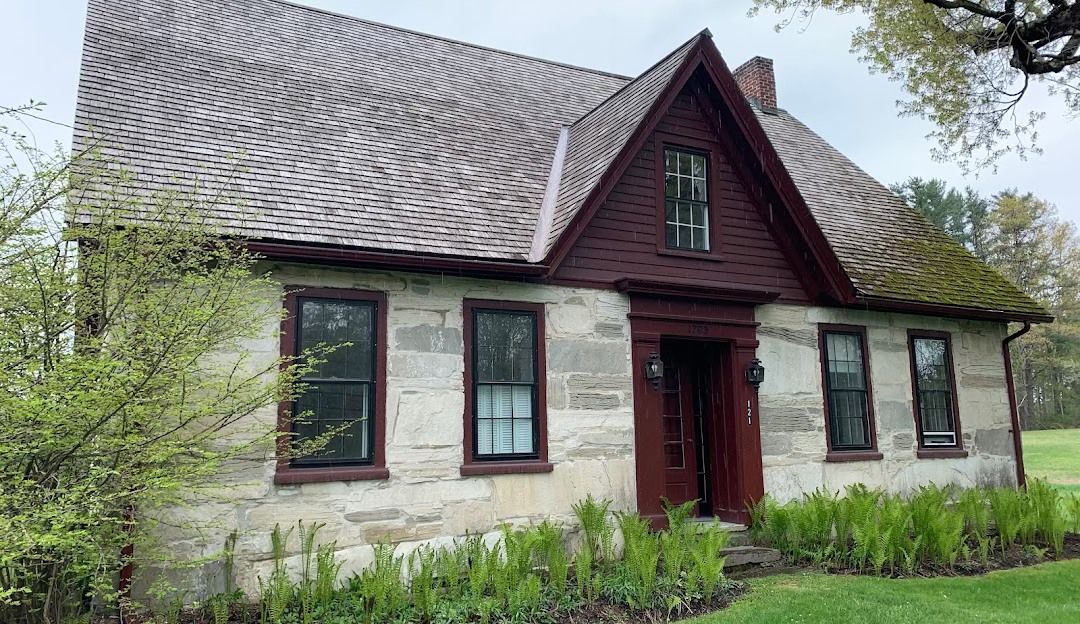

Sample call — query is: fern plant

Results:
[690,522,730,598]
[659,499,696,587]
[208,593,230,624]
[573,546,594,601]
[535,521,570,594]
[351,542,406,621]
[572,495,615,562]
[1068,493,1080,534]
[957,488,990,540]
[990,486,1023,555]
[258,523,294,624]
[615,512,660,610]
[409,545,438,622]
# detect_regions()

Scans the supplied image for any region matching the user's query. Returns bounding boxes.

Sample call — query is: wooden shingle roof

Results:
[754,110,1045,317]
[74,0,1048,320]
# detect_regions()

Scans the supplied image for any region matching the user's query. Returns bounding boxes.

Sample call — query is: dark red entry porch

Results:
[622,280,772,525]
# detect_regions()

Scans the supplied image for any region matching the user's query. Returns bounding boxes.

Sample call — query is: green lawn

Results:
[691,561,1080,624]
[1024,428,1080,494]
[689,433,1080,623]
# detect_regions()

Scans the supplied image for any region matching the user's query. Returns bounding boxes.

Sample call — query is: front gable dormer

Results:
[552,82,811,303]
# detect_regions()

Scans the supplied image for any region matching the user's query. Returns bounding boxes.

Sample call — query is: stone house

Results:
[74,0,1050,594]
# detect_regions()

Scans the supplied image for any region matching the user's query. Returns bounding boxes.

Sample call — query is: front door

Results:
[661,351,700,510]
[662,341,724,514]
[629,294,765,526]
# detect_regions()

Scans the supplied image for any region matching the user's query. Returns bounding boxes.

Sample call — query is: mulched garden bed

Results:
[106,583,750,624]
[554,583,749,624]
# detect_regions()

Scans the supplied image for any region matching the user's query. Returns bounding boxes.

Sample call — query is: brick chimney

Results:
[733,56,776,109]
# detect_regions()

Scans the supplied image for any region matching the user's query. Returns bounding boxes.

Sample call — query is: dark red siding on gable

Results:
[552,87,809,303]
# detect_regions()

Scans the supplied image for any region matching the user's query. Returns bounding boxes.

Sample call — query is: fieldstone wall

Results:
[756,304,1018,502]
[149,263,635,597]
[147,274,1022,598]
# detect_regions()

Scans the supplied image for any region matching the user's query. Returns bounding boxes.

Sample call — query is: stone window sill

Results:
[825,450,884,463]
[274,465,389,485]
[460,461,554,476]
[917,448,969,459]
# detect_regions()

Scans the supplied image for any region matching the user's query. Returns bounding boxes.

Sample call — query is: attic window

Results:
[663,148,710,252]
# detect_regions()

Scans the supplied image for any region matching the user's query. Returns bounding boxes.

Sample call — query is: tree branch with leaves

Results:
[0,107,334,623]
[751,1,1080,170]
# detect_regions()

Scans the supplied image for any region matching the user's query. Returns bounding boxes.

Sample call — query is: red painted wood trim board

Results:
[275,286,390,485]
[1002,322,1031,487]
[907,329,967,456]
[461,299,551,475]
[817,324,882,460]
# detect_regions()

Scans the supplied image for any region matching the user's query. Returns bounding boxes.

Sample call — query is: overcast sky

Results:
[2,0,1076,226]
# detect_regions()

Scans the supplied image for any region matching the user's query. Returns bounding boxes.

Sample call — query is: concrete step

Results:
[720,545,781,569]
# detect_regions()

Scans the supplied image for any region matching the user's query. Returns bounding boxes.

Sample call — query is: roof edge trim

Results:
[246,241,547,278]
[853,295,1054,324]
[528,127,569,263]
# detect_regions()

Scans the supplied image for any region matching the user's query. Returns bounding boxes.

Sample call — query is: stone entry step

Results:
[720,545,782,568]
[686,519,783,572]
[689,519,751,547]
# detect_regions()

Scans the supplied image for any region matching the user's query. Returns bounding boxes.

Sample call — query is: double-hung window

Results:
[276,288,387,484]
[819,325,878,456]
[909,332,962,449]
[663,147,710,252]
[462,300,550,474]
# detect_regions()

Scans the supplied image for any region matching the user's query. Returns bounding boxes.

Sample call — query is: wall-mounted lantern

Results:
[644,352,664,389]
[746,358,765,391]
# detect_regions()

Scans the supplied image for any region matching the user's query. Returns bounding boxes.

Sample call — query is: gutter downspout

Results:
[1002,321,1031,488]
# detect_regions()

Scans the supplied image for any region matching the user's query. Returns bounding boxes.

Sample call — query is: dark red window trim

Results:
[908,329,968,459]
[653,132,724,261]
[275,286,389,485]
[461,299,552,476]
[818,324,882,462]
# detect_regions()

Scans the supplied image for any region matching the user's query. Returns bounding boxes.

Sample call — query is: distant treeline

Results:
[892,178,1080,430]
